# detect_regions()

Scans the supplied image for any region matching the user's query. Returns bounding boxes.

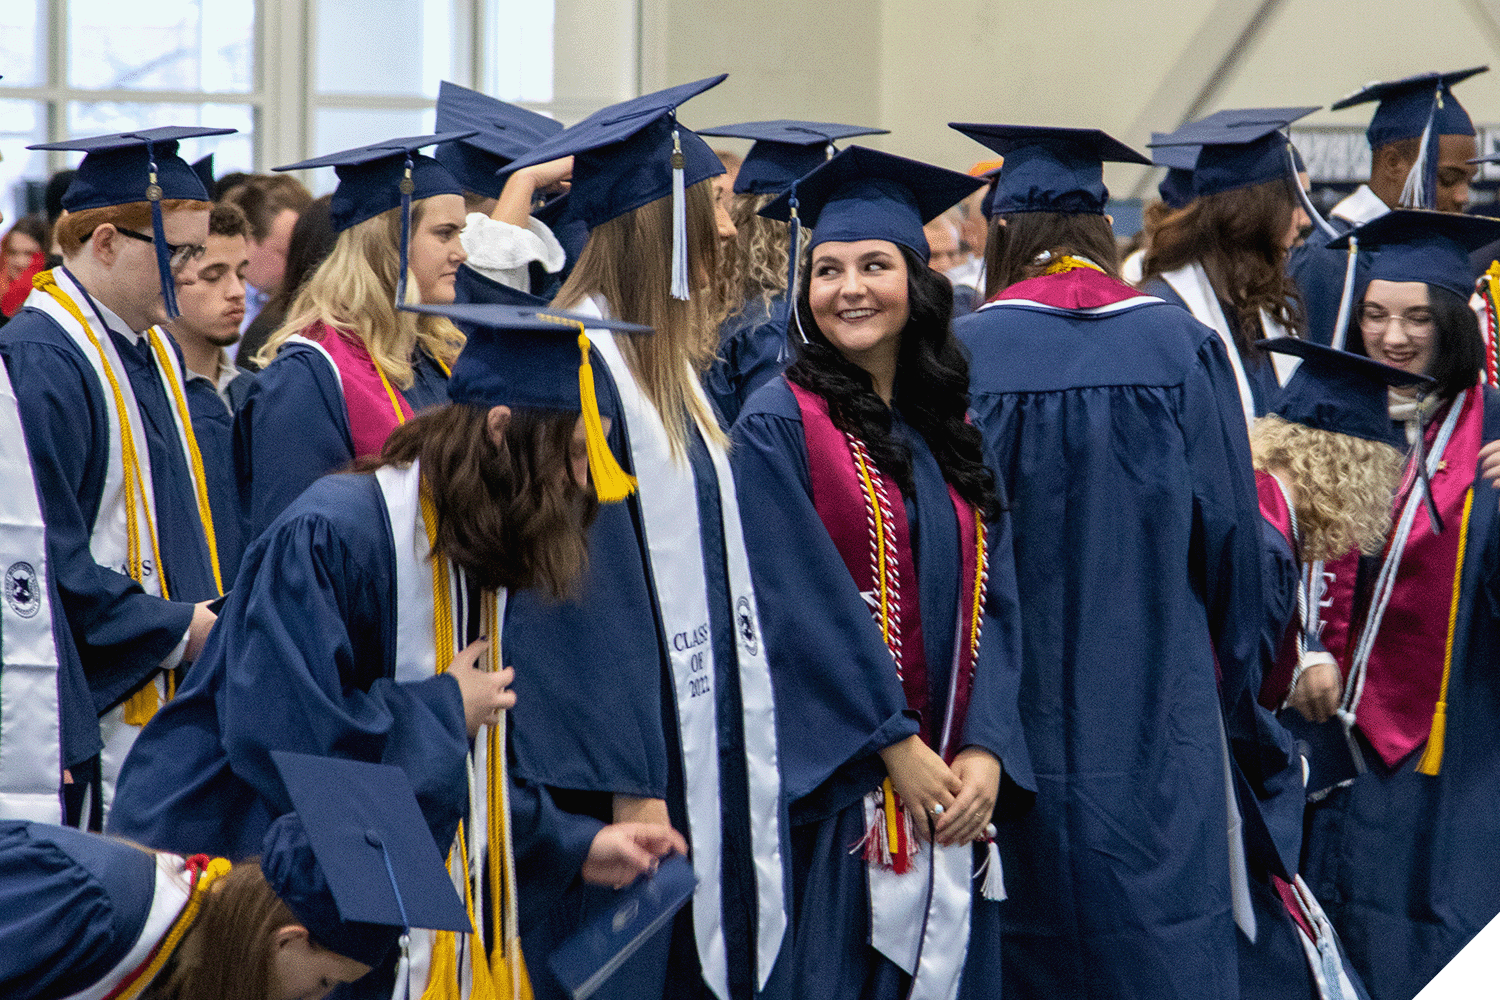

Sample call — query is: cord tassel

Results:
[1398,86,1441,209]
[1329,236,1359,351]
[577,330,637,502]
[396,155,416,306]
[670,127,690,300]
[976,825,1007,901]
[146,147,180,320]
[1288,142,1338,241]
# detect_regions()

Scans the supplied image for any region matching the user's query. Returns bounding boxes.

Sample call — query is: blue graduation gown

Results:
[105,472,469,863]
[958,289,1265,1000]
[0,301,216,715]
[1142,276,1283,416]
[705,295,791,429]
[1302,386,1500,1000]
[183,376,246,582]
[233,341,451,541]
[0,820,163,1000]
[730,378,1033,1000]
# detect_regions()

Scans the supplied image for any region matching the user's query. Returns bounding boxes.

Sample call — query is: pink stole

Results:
[786,380,985,757]
[1360,390,1484,766]
[306,321,414,460]
[1255,470,1301,708]
[987,266,1146,310]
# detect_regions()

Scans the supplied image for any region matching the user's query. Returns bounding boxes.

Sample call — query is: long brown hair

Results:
[1142,177,1306,356]
[366,403,598,598]
[984,211,1121,295]
[553,179,727,454]
[146,862,299,1000]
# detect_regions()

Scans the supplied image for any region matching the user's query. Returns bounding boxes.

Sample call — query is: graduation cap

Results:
[191,154,215,194]
[1333,67,1487,209]
[275,133,473,305]
[948,123,1149,216]
[1148,107,1317,199]
[976,164,1004,221]
[434,81,564,199]
[1150,132,1199,209]
[401,301,652,501]
[30,126,237,319]
[1329,209,1500,299]
[264,751,471,970]
[696,120,889,195]
[502,75,727,300]
[1258,337,1431,447]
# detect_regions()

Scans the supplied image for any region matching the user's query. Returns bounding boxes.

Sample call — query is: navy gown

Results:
[957,272,1266,1000]
[731,377,1033,1000]
[705,295,791,428]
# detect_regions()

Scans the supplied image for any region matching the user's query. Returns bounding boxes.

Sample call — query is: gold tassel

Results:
[1417,488,1472,776]
[420,932,460,1000]
[121,681,160,726]
[1416,703,1447,775]
[576,329,636,502]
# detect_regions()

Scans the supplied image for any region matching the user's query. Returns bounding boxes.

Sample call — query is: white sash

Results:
[585,297,785,998]
[0,356,64,822]
[1159,264,1298,428]
[22,273,207,816]
[66,852,193,1000]
[377,459,508,1000]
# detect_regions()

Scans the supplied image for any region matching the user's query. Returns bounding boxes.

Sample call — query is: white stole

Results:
[1159,263,1299,429]
[0,357,64,822]
[65,852,193,1000]
[22,272,206,816]
[584,297,786,999]
[377,459,508,999]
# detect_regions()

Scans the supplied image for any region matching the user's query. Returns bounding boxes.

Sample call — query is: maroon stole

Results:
[1359,389,1484,766]
[1314,551,1359,671]
[786,379,987,757]
[986,265,1146,309]
[1255,470,1301,708]
[305,320,416,460]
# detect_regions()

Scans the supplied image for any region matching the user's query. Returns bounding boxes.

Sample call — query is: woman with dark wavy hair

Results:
[1141,114,1312,425]
[732,146,1033,1000]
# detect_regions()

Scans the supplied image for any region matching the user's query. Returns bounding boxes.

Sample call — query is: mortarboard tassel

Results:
[786,190,810,347]
[572,323,637,502]
[1287,142,1338,241]
[1328,236,1359,351]
[145,144,181,320]
[373,835,415,1000]
[670,126,690,300]
[1398,85,1442,209]
[396,154,416,306]
[1411,393,1444,535]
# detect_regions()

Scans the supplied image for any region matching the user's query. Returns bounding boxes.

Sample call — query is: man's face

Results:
[171,232,248,349]
[244,207,297,295]
[923,220,966,274]
[1435,132,1479,214]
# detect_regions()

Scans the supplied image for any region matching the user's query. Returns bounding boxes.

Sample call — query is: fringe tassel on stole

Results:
[1416,488,1473,776]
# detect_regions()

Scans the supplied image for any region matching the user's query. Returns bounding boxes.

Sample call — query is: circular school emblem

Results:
[736,596,758,656]
[5,562,39,618]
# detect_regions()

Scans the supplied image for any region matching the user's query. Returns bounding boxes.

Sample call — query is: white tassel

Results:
[977,825,1006,901]
[394,934,412,1000]
[1288,142,1338,241]
[1398,87,1441,209]
[1329,235,1359,351]
[670,127,690,300]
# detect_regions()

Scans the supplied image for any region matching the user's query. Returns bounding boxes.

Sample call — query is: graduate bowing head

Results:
[1330,209,1500,401]
[1332,66,1486,212]
[948,123,1147,291]
[391,301,652,592]
[32,126,236,326]
[1251,339,1428,560]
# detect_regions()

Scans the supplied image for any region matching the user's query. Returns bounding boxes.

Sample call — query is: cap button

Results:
[365,829,384,847]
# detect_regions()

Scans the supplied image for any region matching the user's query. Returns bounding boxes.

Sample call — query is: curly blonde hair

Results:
[1250,414,1405,562]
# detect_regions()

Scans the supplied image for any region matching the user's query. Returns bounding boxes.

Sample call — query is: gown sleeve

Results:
[0,334,192,711]
[234,346,353,541]
[730,383,918,822]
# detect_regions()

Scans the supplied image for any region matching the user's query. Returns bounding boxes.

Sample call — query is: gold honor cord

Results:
[111,856,233,1000]
[418,488,531,1000]
[1041,254,1106,276]
[1416,487,1474,776]
[33,270,175,723]
[536,314,637,503]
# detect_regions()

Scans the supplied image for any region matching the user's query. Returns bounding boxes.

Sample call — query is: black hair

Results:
[787,244,1002,520]
[1345,283,1483,403]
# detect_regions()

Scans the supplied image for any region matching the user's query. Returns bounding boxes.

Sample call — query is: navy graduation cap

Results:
[434,81,564,199]
[1258,337,1431,448]
[696,119,889,195]
[1150,132,1198,209]
[402,301,651,501]
[502,75,727,300]
[265,751,471,970]
[31,125,237,318]
[1332,67,1487,209]
[275,132,473,304]
[948,123,1149,216]
[1148,106,1317,198]
[1329,209,1500,299]
[190,153,215,194]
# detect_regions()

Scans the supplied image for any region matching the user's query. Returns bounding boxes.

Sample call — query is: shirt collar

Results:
[1331,184,1391,226]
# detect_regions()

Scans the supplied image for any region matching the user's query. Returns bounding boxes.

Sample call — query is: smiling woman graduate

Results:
[235,134,474,539]
[731,145,1034,1000]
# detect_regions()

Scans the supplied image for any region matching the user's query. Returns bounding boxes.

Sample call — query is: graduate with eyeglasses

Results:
[0,127,234,829]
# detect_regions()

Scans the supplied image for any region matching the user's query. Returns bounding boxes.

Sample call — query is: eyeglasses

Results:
[108,227,207,271]
[1357,304,1435,336]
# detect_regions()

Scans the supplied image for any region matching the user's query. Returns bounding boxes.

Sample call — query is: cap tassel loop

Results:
[670,127,690,301]
[787,191,810,348]
[1329,236,1359,351]
[1398,86,1442,209]
[396,155,417,306]
[373,835,416,1000]
[572,322,637,502]
[1412,394,1445,535]
[1288,142,1338,241]
[145,146,181,320]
